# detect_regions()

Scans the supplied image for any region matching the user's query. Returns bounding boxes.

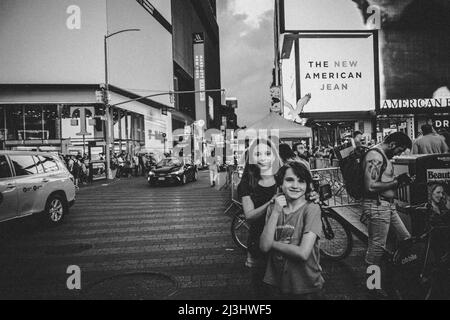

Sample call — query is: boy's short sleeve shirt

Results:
[264,202,324,295]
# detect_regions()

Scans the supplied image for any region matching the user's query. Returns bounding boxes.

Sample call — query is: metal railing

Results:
[226,166,359,213]
[311,167,360,208]
[224,170,243,216]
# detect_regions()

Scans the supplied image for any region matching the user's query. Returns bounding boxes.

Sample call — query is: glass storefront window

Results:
[5,105,24,140]
[24,105,43,140]
[43,105,59,140]
[112,108,144,152]
[0,106,5,143]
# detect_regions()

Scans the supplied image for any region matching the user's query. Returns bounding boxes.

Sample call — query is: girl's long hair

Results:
[241,138,280,195]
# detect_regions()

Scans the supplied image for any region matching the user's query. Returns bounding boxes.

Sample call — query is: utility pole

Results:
[103,28,140,179]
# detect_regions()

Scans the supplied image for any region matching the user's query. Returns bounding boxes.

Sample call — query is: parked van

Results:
[0,151,76,225]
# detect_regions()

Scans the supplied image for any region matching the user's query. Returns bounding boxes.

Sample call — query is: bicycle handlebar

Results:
[396,203,429,215]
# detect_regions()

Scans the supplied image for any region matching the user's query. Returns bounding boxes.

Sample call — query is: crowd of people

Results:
[234,127,450,300]
[63,154,90,188]
[109,151,157,179]
[62,151,159,188]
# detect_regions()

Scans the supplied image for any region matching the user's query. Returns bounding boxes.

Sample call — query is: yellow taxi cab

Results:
[0,151,76,225]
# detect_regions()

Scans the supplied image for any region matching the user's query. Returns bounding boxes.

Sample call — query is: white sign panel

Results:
[282,0,368,31]
[299,35,377,113]
[427,169,450,182]
[381,98,450,111]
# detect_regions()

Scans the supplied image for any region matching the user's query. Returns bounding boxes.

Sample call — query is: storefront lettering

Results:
[433,119,449,129]
[382,98,450,109]
[66,5,81,30]
[427,169,450,182]
[70,106,95,136]
[305,60,362,92]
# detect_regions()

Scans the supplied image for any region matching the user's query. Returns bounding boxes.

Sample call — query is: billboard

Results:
[298,33,378,113]
[376,0,450,114]
[0,0,106,84]
[281,0,368,32]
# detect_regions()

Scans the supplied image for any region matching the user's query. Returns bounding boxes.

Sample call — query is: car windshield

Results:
[157,159,181,167]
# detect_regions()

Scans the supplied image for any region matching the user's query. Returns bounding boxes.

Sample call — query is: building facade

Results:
[171,0,222,130]
[0,0,222,160]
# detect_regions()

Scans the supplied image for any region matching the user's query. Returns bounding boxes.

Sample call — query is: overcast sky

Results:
[217,0,275,127]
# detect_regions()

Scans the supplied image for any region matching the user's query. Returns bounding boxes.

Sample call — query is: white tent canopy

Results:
[247,112,312,139]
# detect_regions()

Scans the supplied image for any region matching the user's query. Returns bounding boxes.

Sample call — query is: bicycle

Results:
[384,204,450,300]
[224,201,249,250]
[317,184,354,261]
[227,184,354,262]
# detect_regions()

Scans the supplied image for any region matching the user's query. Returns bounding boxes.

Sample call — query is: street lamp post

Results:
[103,28,140,179]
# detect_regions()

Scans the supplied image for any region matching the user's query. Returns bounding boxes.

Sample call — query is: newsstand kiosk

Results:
[393,153,450,235]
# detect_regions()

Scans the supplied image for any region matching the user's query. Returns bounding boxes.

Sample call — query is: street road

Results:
[0,172,368,300]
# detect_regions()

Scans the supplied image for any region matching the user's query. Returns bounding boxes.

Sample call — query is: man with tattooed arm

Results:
[362,132,413,297]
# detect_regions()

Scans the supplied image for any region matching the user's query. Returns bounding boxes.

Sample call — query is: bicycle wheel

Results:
[387,241,434,300]
[231,213,250,250]
[320,210,353,261]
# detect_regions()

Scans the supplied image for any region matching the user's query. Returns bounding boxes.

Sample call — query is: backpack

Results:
[72,160,81,175]
[337,146,387,200]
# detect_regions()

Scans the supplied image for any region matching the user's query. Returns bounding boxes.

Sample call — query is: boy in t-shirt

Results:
[260,161,324,299]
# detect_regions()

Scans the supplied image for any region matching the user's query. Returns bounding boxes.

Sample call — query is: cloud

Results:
[230,0,274,28]
[219,3,274,127]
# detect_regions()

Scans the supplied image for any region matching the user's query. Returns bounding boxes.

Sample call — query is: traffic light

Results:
[221,90,226,106]
[270,86,282,113]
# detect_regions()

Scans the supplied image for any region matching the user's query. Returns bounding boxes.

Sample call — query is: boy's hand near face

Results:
[308,191,320,204]
[274,195,287,212]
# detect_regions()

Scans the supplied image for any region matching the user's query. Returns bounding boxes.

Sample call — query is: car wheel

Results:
[43,194,67,226]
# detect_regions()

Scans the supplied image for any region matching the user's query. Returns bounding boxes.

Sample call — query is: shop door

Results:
[0,155,18,221]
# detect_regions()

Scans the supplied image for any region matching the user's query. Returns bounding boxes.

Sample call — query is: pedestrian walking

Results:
[362,132,414,298]
[72,156,82,188]
[260,161,324,299]
[412,124,448,154]
[133,154,140,177]
[209,152,219,187]
[117,153,125,178]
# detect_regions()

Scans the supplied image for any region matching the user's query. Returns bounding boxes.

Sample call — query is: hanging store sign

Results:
[381,98,450,112]
[432,118,450,130]
[194,33,207,126]
[427,169,450,182]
